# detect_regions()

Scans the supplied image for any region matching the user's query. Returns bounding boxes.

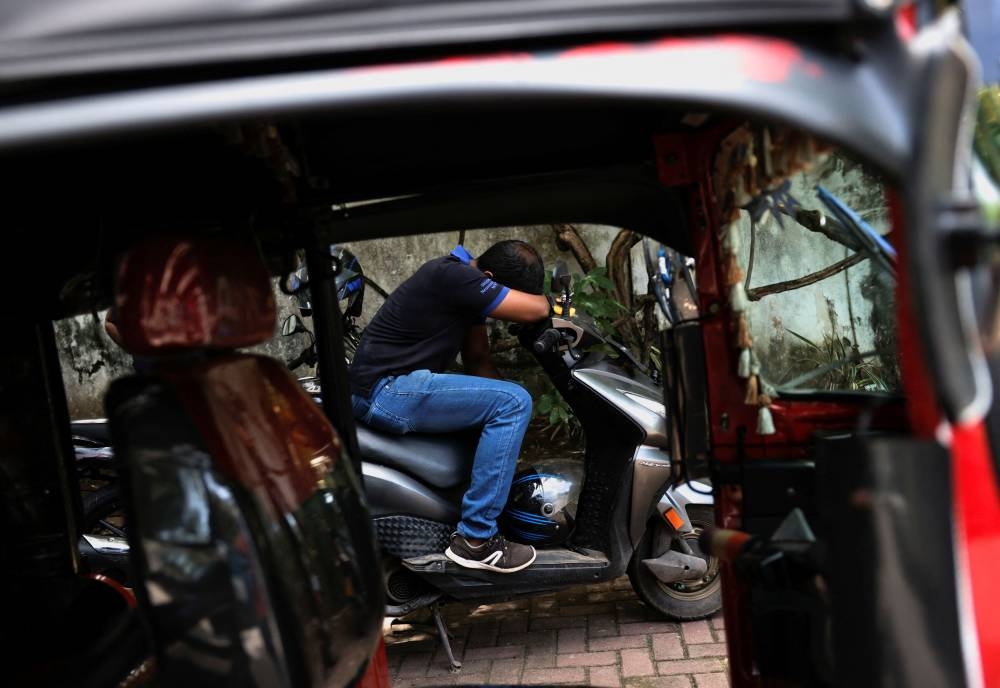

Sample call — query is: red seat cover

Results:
[159,354,343,510]
[115,236,275,355]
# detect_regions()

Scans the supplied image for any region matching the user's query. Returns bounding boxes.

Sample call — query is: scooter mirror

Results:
[281,314,305,337]
[552,262,572,293]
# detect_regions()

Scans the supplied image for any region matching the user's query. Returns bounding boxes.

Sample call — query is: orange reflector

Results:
[664,507,685,530]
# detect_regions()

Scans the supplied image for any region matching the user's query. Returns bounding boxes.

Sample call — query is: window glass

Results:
[733,155,901,393]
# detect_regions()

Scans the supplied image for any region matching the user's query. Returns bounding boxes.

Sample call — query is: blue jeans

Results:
[352,369,532,540]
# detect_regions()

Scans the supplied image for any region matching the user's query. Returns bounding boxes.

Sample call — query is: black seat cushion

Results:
[355,424,477,490]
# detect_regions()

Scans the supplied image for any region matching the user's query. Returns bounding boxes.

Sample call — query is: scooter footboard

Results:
[375,515,452,559]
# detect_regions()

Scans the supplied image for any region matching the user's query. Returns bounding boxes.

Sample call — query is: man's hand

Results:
[488,289,550,323]
[462,325,502,379]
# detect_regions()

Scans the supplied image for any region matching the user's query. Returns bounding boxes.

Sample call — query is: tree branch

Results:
[606,229,640,311]
[783,207,863,253]
[747,252,867,301]
[606,229,643,354]
[552,223,597,273]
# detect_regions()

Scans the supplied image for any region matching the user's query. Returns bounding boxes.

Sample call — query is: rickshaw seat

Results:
[105,236,381,687]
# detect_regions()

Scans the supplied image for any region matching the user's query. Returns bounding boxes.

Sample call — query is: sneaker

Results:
[444,532,536,573]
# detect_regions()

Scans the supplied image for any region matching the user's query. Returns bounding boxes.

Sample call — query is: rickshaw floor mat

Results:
[375,515,453,559]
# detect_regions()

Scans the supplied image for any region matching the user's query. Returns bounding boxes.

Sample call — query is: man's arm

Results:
[487,289,550,323]
[462,325,502,379]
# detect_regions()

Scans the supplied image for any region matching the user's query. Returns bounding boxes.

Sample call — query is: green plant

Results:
[649,345,663,375]
[534,388,581,440]
[533,266,635,439]
[975,85,1000,223]
[976,86,1000,186]
[569,267,628,334]
[535,262,649,441]
[782,329,892,392]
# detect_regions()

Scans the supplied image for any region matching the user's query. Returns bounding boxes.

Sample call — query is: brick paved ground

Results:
[384,576,728,687]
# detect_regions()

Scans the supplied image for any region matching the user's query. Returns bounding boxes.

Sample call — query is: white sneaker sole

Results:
[444,546,537,573]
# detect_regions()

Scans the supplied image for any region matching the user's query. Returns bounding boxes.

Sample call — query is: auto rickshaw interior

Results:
[0,96,966,687]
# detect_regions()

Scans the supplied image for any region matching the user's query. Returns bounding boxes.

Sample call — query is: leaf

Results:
[536,395,553,415]
[549,408,561,426]
[587,302,610,317]
[589,274,616,291]
[785,328,821,350]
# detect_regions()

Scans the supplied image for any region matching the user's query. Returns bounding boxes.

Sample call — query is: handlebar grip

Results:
[533,328,562,354]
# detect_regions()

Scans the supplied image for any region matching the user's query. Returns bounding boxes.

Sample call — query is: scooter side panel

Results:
[630,446,673,548]
[572,367,669,447]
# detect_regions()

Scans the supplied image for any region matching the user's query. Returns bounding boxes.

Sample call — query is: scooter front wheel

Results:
[627,505,721,621]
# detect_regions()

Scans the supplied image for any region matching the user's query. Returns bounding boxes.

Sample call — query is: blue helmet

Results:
[500,460,583,547]
[288,245,364,317]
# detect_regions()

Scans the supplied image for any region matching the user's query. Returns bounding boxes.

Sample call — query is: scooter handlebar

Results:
[533,328,563,354]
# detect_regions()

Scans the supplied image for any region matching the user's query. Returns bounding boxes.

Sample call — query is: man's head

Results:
[476,240,545,295]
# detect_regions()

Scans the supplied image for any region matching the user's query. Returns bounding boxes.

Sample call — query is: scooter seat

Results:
[70,419,111,445]
[355,423,477,490]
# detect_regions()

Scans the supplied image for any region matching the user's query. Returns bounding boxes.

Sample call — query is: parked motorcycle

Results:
[282,257,720,669]
[69,419,132,584]
[71,245,721,650]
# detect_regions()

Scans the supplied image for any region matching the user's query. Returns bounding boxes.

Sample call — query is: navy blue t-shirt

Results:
[349,246,509,397]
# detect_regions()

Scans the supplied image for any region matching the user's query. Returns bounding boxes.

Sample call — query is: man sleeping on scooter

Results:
[349,241,551,573]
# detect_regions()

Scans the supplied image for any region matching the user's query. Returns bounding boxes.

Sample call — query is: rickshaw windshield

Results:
[728,154,901,395]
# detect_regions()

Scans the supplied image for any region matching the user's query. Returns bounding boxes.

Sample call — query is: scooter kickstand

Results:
[431,602,462,672]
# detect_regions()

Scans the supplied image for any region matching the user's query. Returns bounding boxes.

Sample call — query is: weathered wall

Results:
[57,313,134,420]
[55,291,314,419]
[336,224,623,325]
[55,224,625,418]
[730,155,896,387]
[55,154,890,417]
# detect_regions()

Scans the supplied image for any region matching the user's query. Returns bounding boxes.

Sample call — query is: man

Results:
[350,240,550,573]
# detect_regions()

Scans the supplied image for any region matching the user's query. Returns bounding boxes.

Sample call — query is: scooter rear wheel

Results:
[627,505,721,620]
[82,485,126,538]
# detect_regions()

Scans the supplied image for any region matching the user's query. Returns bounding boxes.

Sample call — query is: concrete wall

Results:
[55,224,626,418]
[55,292,316,419]
[57,313,134,420]
[336,224,625,327]
[55,153,894,416]
[730,155,897,389]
